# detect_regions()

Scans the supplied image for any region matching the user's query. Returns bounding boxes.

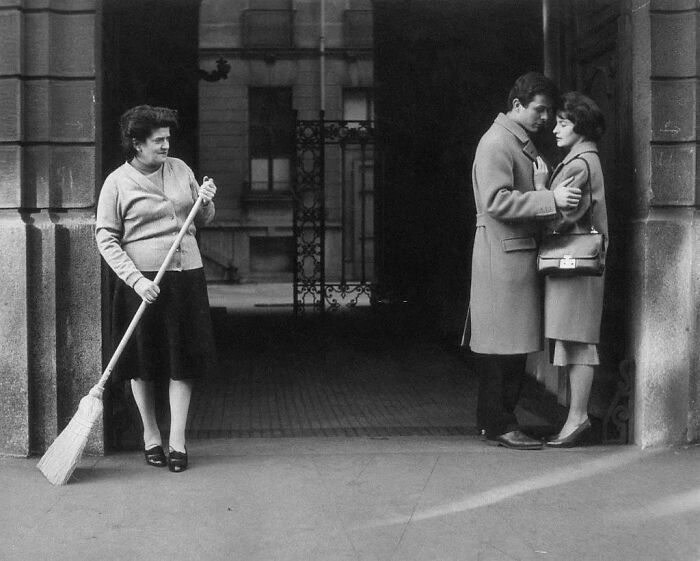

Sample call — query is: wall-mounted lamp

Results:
[198,57,231,82]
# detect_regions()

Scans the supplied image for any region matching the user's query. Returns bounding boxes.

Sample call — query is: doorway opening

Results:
[185,0,561,443]
[100,0,601,450]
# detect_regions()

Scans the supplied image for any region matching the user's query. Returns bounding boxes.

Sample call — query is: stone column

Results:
[0,0,102,456]
[630,0,700,446]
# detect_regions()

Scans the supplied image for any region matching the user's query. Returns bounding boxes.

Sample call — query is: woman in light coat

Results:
[541,92,608,448]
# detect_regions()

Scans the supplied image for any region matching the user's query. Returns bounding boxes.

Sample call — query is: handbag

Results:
[537,154,606,277]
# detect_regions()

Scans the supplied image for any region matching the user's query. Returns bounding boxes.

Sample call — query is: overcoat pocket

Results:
[501,237,537,252]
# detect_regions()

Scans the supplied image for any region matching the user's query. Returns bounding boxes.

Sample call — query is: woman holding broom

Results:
[96,105,217,473]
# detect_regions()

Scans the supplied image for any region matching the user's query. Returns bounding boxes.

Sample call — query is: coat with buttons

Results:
[95,157,215,288]
[544,142,608,343]
[468,113,558,354]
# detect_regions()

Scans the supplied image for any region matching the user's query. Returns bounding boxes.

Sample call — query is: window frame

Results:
[241,8,295,49]
[248,86,295,194]
[342,87,375,123]
[342,9,373,49]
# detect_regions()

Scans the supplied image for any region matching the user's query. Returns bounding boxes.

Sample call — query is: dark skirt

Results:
[110,268,215,384]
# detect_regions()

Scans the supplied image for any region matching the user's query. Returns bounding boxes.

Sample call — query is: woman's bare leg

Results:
[168,379,193,453]
[559,364,594,438]
[130,379,161,449]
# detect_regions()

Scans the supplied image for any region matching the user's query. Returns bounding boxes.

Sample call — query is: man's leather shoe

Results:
[487,430,543,450]
[546,418,592,448]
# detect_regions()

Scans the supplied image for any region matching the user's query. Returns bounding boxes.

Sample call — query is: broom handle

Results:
[93,191,207,394]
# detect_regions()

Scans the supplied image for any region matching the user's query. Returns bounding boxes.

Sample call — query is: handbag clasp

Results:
[559,256,576,269]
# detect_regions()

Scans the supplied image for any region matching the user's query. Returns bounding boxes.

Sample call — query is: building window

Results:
[343,9,373,49]
[343,88,374,122]
[249,87,294,192]
[242,1,294,48]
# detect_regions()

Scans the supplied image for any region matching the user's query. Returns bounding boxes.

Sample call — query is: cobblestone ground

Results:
[107,284,557,449]
[188,306,482,439]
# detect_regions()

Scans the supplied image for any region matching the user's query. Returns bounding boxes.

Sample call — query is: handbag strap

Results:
[570,151,598,233]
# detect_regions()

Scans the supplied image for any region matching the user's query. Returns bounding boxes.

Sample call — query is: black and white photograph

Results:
[1,0,699,559]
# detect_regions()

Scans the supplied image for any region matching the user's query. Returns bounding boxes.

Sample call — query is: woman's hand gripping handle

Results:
[199,176,217,206]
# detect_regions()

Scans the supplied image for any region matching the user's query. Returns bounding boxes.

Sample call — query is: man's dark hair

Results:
[507,72,559,110]
[558,91,606,142]
[120,105,179,160]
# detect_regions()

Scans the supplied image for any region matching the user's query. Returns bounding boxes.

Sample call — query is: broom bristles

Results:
[37,390,103,485]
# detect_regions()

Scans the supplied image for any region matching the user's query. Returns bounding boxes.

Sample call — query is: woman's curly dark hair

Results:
[558,92,605,142]
[120,105,179,160]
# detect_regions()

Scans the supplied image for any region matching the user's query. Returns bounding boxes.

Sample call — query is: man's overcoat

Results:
[468,113,557,354]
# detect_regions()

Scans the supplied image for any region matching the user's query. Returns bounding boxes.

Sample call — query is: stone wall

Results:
[630,0,700,446]
[538,0,700,447]
[0,0,102,456]
[1,0,698,455]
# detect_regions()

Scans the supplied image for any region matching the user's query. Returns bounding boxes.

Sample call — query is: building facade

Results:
[197,0,374,284]
[0,0,698,456]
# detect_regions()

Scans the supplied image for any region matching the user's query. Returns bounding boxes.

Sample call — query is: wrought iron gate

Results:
[293,111,375,313]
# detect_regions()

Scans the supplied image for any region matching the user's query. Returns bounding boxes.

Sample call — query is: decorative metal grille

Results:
[293,112,375,313]
[602,358,633,444]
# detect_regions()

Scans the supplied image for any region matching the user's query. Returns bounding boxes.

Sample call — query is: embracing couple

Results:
[467,71,608,450]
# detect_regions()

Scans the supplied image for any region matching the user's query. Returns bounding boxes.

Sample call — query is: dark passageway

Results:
[373,0,544,337]
[103,0,557,449]
[185,306,556,439]
[188,308,478,438]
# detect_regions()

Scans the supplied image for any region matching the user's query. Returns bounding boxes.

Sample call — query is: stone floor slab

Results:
[3,437,700,561]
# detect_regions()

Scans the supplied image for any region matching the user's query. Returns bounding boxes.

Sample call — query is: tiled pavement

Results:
[187,283,557,440]
[187,306,484,439]
[108,283,555,451]
[12,286,700,560]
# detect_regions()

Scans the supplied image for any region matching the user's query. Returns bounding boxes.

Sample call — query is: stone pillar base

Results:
[0,211,103,457]
[0,213,30,456]
[631,209,696,447]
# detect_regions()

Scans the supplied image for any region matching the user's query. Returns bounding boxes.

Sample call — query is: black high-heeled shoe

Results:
[168,448,188,473]
[144,445,166,467]
[546,418,592,448]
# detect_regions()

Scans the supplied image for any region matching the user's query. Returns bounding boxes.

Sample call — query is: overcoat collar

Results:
[121,158,170,196]
[549,141,599,186]
[494,113,538,161]
[561,140,598,165]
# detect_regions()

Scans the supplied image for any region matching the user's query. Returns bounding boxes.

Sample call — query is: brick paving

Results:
[187,306,483,439]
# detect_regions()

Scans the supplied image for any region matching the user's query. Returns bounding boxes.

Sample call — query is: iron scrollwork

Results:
[602,358,633,444]
[294,119,325,313]
[293,113,375,314]
[324,282,374,311]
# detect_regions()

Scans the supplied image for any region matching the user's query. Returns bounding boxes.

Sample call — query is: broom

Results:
[38,183,210,485]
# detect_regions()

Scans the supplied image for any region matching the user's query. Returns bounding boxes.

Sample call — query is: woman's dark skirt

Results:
[110,268,215,384]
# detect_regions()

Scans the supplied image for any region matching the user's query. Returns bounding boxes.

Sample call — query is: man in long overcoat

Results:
[469,72,582,449]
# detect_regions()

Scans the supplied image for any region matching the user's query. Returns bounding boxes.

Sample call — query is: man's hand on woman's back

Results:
[552,177,581,210]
